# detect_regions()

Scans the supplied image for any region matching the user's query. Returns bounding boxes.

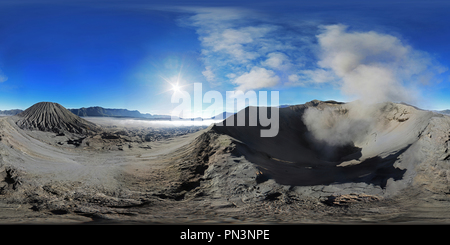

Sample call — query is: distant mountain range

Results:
[0,109,23,116]
[0,106,171,119]
[68,106,170,119]
[69,106,142,118]
[69,106,170,119]
[0,106,235,120]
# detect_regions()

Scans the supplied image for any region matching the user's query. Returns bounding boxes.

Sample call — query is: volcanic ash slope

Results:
[187,100,450,205]
[2,100,450,223]
[15,102,100,134]
[0,102,208,219]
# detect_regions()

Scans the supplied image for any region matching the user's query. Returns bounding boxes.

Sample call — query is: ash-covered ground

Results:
[2,101,450,224]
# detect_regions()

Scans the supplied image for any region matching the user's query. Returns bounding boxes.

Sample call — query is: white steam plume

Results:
[302,25,447,149]
[302,105,374,147]
[315,24,446,105]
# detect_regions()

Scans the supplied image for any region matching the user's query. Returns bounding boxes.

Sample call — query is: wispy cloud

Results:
[178,7,447,103]
[0,69,7,83]
[261,52,292,70]
[202,66,215,82]
[286,69,339,87]
[181,7,309,91]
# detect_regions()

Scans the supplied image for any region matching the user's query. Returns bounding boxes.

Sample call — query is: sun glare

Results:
[171,83,181,92]
[159,73,190,95]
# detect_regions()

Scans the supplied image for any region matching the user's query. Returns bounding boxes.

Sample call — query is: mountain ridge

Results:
[0,109,23,116]
[68,106,170,119]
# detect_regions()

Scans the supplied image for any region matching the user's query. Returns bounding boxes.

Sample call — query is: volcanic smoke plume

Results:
[302,25,447,147]
[302,102,375,147]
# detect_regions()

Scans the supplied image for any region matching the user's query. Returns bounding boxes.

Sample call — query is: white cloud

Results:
[285,69,339,87]
[182,7,446,101]
[233,67,280,92]
[301,69,338,84]
[317,24,409,77]
[187,8,275,65]
[314,24,446,104]
[288,74,299,83]
[202,66,215,82]
[184,7,253,27]
[226,73,236,79]
[183,7,308,90]
[261,52,291,70]
[200,25,276,63]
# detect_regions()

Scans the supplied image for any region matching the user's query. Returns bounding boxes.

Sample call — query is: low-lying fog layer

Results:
[83,117,222,128]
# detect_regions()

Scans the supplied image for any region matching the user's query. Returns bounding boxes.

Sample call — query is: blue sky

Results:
[0,0,449,114]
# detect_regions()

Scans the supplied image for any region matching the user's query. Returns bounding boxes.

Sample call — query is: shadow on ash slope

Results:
[215,100,450,196]
[208,100,450,221]
[2,100,450,223]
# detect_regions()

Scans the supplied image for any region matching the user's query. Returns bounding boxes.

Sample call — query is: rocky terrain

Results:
[1,100,450,224]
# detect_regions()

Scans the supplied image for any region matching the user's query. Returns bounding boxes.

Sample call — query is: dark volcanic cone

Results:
[16,102,100,134]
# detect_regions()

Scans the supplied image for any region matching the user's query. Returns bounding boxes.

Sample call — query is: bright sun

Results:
[171,83,181,92]
[159,74,187,95]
